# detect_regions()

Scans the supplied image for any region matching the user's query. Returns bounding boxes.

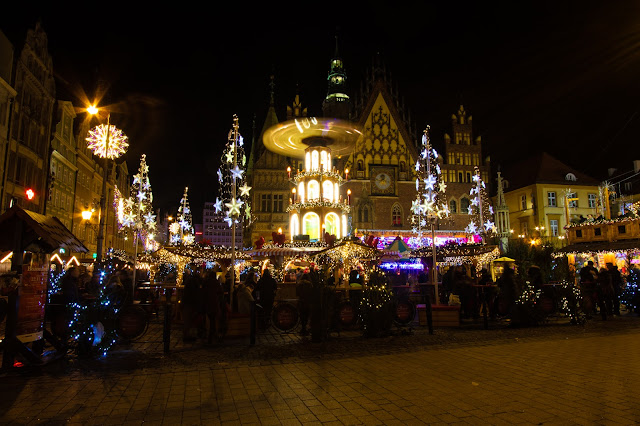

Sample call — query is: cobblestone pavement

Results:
[1,313,639,425]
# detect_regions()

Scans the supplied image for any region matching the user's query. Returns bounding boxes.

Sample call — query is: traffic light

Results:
[25,188,35,200]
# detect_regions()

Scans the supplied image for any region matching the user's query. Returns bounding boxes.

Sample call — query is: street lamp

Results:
[86,105,129,264]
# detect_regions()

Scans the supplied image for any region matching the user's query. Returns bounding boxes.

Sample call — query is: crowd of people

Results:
[578,260,624,319]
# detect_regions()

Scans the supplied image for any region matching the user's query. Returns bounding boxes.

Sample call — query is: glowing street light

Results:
[81,209,93,221]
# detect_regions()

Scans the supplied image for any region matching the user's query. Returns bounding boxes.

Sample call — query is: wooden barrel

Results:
[271,302,299,332]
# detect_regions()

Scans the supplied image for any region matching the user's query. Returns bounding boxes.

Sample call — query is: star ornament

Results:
[214,198,223,213]
[439,181,447,192]
[225,198,244,217]
[217,169,223,181]
[411,199,421,214]
[424,175,437,190]
[484,220,496,232]
[230,166,244,180]
[225,150,234,163]
[466,221,477,234]
[239,183,252,197]
[137,191,147,202]
[144,212,156,224]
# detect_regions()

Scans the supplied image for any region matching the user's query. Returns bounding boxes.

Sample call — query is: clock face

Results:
[375,172,391,190]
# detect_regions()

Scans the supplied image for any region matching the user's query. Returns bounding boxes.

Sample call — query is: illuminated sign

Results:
[380,261,424,270]
[25,188,35,200]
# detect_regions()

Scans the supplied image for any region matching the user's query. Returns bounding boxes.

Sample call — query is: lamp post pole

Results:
[96,113,111,264]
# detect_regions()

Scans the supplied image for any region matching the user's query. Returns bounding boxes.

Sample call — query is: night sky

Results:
[3,1,640,224]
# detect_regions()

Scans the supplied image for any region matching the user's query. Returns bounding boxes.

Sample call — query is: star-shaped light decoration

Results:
[230,166,244,180]
[143,212,156,224]
[225,198,243,217]
[415,178,420,192]
[415,160,420,172]
[183,234,195,245]
[217,169,223,181]
[238,183,252,197]
[225,150,234,163]
[421,149,428,159]
[411,199,421,214]
[472,174,480,182]
[471,197,480,207]
[424,175,437,190]
[468,205,474,215]
[238,135,244,147]
[132,174,141,185]
[143,180,151,190]
[245,205,252,220]
[137,191,147,202]
[214,197,223,213]
[169,222,180,234]
[466,221,477,234]
[489,205,494,215]
[171,234,181,244]
[223,216,233,228]
[484,220,496,232]
[439,181,447,192]
[123,214,135,227]
[125,198,135,209]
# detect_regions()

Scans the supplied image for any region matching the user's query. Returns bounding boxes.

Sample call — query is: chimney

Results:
[634,160,640,173]
[608,168,617,177]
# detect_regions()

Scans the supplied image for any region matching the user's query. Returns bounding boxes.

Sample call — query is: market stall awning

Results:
[0,206,87,253]
[313,238,382,260]
[493,256,516,262]
[248,247,323,257]
[384,236,411,256]
[554,239,640,256]
[153,245,251,264]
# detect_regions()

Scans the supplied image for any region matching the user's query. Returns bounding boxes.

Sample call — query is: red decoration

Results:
[324,232,336,247]
[272,232,285,246]
[255,236,265,249]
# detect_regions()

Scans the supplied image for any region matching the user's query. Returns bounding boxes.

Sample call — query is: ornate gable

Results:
[345,81,418,180]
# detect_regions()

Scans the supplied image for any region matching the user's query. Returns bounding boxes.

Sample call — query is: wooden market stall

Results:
[0,206,87,369]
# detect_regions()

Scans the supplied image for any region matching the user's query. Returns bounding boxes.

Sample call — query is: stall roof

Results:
[554,239,640,255]
[0,206,87,253]
[248,246,323,257]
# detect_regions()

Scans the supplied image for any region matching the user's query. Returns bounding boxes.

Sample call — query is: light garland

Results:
[292,170,343,185]
[286,199,350,214]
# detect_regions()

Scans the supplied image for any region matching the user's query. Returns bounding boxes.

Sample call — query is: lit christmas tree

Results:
[409,126,450,247]
[171,187,194,245]
[466,165,495,242]
[214,114,253,235]
[117,154,157,249]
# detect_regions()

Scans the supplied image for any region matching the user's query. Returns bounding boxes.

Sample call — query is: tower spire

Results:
[322,36,351,120]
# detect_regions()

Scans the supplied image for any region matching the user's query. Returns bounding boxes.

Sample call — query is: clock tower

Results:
[322,36,351,120]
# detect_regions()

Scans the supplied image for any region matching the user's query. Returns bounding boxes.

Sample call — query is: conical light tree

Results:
[116,153,157,287]
[409,126,449,303]
[214,114,252,235]
[171,187,194,245]
[466,166,495,243]
[409,126,450,246]
[215,115,252,309]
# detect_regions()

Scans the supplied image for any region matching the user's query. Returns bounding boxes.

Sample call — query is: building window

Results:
[549,220,558,236]
[466,172,471,182]
[568,192,578,208]
[273,194,283,212]
[449,200,457,214]
[449,170,456,182]
[261,194,271,212]
[458,172,463,182]
[618,225,626,234]
[624,182,632,193]
[460,197,470,214]
[359,206,369,223]
[464,153,471,165]
[520,195,527,210]
[547,191,556,207]
[588,193,596,209]
[448,153,455,164]
[392,203,402,226]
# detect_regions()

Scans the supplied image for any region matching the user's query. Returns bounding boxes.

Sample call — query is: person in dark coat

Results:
[597,267,612,319]
[580,261,598,317]
[607,263,622,315]
[203,268,224,343]
[297,273,313,336]
[496,267,517,317]
[181,268,200,342]
[256,268,277,323]
[61,267,80,306]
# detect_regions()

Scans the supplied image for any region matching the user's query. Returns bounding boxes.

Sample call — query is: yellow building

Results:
[500,152,601,243]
